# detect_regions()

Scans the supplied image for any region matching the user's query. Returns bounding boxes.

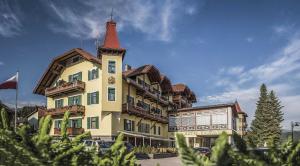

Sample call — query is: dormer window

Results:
[108,61,116,74]
[72,56,80,63]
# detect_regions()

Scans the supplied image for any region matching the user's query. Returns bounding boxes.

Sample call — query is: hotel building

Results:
[33,19,247,147]
[168,102,247,148]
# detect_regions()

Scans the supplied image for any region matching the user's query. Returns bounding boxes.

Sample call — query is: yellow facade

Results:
[43,52,171,143]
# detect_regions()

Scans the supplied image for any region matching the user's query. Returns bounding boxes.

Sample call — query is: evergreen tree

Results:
[249,84,284,147]
[250,84,272,147]
[268,90,284,145]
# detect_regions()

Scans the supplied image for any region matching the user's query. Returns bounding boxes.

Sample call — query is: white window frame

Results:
[107,86,116,102]
[108,60,116,74]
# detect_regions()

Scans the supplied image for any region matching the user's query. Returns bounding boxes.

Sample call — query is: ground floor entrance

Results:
[121,131,175,147]
[186,135,232,148]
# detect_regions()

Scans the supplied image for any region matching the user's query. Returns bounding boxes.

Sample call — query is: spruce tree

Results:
[268,90,284,145]
[250,84,272,147]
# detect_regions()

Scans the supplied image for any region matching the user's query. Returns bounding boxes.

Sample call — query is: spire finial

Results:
[110,8,114,21]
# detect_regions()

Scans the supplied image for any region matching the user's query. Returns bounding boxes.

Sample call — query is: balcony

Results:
[122,103,168,124]
[45,80,85,97]
[45,105,85,117]
[126,78,170,106]
[54,128,84,135]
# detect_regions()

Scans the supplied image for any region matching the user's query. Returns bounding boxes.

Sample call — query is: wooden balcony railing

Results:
[54,128,84,135]
[126,78,170,106]
[45,80,85,97]
[122,103,168,124]
[45,105,85,117]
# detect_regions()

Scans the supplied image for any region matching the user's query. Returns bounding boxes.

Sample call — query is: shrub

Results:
[176,131,300,166]
[0,109,136,166]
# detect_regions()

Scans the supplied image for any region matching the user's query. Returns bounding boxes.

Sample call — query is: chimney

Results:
[125,64,132,71]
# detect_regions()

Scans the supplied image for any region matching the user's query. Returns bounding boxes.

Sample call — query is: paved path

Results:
[138,157,181,166]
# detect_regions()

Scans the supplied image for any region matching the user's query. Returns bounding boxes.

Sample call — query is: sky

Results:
[0,0,300,130]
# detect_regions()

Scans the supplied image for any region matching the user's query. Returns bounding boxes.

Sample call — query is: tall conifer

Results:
[249,84,284,147]
[268,90,284,145]
[250,84,271,147]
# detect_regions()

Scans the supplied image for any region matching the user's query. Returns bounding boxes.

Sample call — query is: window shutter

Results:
[96,117,99,129]
[88,70,91,80]
[132,121,135,131]
[124,119,126,131]
[78,95,82,105]
[87,93,91,105]
[96,68,99,78]
[68,97,72,106]
[87,117,90,129]
[54,120,58,128]
[96,91,99,104]
[68,119,72,128]
[68,75,72,82]
[78,72,82,81]
[78,119,82,128]
[61,99,64,107]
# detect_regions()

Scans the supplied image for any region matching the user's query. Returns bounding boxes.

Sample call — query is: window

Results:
[54,120,62,129]
[127,95,134,105]
[153,125,156,134]
[87,117,99,129]
[88,68,99,80]
[143,103,150,111]
[71,119,82,128]
[72,56,80,63]
[196,112,211,126]
[212,113,227,125]
[67,118,82,128]
[158,126,161,135]
[137,78,143,85]
[108,87,115,101]
[169,117,181,127]
[124,119,135,131]
[68,95,82,106]
[108,61,116,74]
[68,72,82,82]
[87,91,99,105]
[55,99,64,108]
[138,123,150,133]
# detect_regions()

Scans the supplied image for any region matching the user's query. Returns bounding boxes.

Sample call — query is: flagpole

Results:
[15,71,18,132]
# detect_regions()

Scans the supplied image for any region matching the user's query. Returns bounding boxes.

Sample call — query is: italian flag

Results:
[0,73,18,89]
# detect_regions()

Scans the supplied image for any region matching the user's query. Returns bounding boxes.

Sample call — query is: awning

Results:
[119,131,175,142]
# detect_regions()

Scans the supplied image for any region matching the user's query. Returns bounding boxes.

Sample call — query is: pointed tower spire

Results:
[102,20,120,49]
[98,18,126,59]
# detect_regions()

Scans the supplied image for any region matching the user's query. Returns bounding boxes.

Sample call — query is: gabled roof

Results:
[172,83,197,102]
[177,101,247,116]
[33,48,101,95]
[160,75,172,93]
[122,65,173,93]
[125,65,162,83]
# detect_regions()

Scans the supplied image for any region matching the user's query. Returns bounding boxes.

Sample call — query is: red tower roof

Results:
[102,20,121,49]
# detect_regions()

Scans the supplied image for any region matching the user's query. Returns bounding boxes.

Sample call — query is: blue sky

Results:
[1,0,300,129]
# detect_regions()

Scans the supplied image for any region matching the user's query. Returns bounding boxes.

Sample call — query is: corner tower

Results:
[98,20,125,112]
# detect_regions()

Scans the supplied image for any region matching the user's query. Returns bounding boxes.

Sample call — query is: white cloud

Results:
[204,35,300,129]
[245,37,254,43]
[0,61,4,66]
[273,25,290,34]
[185,6,197,15]
[227,66,245,75]
[0,0,22,37]
[42,0,186,42]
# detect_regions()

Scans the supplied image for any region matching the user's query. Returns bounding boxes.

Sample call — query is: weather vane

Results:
[110,8,114,21]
